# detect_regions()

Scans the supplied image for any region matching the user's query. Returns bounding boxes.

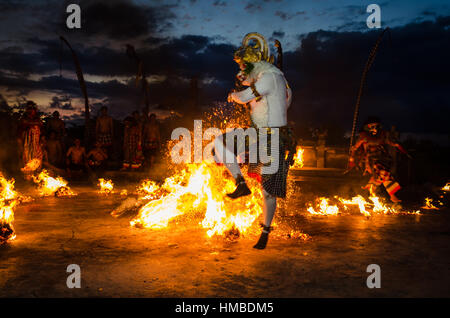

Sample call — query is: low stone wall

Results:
[300,142,348,169]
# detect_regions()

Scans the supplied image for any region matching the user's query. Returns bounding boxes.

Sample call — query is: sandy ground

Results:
[1,179,449,298]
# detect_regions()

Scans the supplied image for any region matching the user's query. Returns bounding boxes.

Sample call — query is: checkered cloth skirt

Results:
[216,126,296,198]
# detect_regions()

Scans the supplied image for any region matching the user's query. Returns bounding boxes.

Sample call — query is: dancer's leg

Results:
[254,189,277,249]
[214,134,251,199]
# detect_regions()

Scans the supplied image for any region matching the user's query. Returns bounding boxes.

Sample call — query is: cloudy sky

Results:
[0,0,449,135]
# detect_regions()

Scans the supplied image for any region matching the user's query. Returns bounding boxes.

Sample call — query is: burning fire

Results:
[442,182,450,192]
[307,197,340,216]
[292,146,304,168]
[307,195,420,216]
[98,178,114,195]
[32,170,75,197]
[129,162,263,238]
[422,197,441,210]
[21,158,42,173]
[0,174,20,243]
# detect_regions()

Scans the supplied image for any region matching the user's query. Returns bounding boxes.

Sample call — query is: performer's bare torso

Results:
[67,146,86,165]
[96,115,113,134]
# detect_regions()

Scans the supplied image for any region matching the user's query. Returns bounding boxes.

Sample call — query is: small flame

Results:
[442,182,450,192]
[292,146,304,168]
[98,178,114,195]
[32,170,75,197]
[308,195,420,216]
[422,197,439,210]
[307,197,340,216]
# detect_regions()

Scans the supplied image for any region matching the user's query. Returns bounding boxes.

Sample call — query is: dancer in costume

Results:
[349,116,410,203]
[213,33,296,249]
[18,101,44,175]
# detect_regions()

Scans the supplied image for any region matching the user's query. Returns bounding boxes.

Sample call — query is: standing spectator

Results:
[142,113,161,168]
[121,117,142,170]
[46,111,65,143]
[96,106,113,156]
[46,131,63,167]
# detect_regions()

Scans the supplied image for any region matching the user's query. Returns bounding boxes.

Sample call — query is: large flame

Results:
[32,170,75,197]
[0,174,19,243]
[98,178,114,195]
[130,163,263,237]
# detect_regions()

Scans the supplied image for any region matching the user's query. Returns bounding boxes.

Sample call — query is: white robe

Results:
[230,61,292,128]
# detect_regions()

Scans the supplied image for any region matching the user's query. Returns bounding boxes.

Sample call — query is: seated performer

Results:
[87,142,108,171]
[349,116,410,203]
[66,138,87,176]
[213,33,296,250]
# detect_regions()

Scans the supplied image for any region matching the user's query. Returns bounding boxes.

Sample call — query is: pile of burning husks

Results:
[0,173,31,243]
[32,170,75,197]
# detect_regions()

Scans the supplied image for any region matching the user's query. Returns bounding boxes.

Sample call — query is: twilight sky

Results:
[0,0,449,136]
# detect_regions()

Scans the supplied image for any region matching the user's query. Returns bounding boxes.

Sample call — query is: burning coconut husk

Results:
[98,178,114,195]
[32,170,75,197]
[0,173,24,243]
[307,194,421,217]
[292,146,304,169]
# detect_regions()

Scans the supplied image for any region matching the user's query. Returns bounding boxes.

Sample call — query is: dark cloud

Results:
[284,16,450,134]
[213,1,227,7]
[275,10,306,21]
[49,95,74,110]
[244,3,262,13]
[71,0,176,40]
[272,31,285,39]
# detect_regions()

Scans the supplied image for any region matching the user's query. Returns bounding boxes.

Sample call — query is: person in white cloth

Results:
[213,33,297,249]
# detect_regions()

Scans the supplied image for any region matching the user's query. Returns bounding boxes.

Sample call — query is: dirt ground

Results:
[1,178,450,298]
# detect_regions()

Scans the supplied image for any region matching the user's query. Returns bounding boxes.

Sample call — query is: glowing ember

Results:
[98,178,114,195]
[292,146,304,168]
[120,189,128,196]
[442,182,450,191]
[0,174,20,243]
[130,163,263,237]
[32,170,75,197]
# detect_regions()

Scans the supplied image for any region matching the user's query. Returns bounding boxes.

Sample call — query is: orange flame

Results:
[422,197,440,210]
[130,163,263,237]
[98,178,114,195]
[21,158,42,173]
[32,170,75,197]
[308,195,420,216]
[0,173,20,243]
[292,146,304,168]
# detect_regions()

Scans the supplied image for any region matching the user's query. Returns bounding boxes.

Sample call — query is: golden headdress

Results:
[234,33,274,64]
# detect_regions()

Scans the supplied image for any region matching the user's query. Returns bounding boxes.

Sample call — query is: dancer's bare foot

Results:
[390,194,402,203]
